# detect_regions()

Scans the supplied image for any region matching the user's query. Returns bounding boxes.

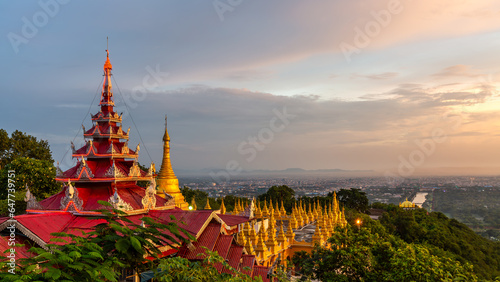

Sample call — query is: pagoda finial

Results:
[163,115,170,142]
[220,197,226,214]
[204,198,211,210]
[99,42,114,108]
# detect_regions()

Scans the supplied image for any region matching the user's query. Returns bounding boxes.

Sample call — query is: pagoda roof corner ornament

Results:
[142,178,157,210]
[25,185,42,210]
[60,181,83,211]
[108,189,133,211]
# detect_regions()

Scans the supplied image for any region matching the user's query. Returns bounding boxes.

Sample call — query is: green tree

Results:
[379,207,500,279]
[293,225,477,281]
[0,201,195,281]
[331,188,369,213]
[0,129,53,168]
[155,248,263,282]
[1,234,122,281]
[258,185,295,212]
[90,201,194,274]
[0,157,62,216]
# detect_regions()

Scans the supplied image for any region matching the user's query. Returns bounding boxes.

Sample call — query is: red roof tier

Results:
[178,222,221,260]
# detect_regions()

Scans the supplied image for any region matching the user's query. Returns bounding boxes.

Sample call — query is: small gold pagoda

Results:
[156,116,189,209]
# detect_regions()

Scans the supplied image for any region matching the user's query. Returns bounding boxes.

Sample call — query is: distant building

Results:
[399,198,417,209]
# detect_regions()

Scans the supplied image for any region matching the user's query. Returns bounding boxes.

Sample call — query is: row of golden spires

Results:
[236,193,347,263]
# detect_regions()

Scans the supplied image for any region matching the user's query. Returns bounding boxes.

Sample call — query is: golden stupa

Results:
[156,116,189,209]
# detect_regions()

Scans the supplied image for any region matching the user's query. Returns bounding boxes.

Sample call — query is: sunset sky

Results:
[2,1,500,176]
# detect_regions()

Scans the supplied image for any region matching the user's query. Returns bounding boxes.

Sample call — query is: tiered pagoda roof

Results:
[32,49,172,214]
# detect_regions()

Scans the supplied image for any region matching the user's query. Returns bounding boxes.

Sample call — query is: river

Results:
[413,192,428,207]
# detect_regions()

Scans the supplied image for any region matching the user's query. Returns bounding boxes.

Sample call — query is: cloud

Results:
[432,65,480,78]
[224,69,274,81]
[352,72,399,80]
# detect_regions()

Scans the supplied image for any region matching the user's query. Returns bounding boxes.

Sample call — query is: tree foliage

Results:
[330,188,369,213]
[293,225,478,281]
[0,130,60,216]
[155,248,271,282]
[0,129,53,169]
[0,202,195,281]
[0,157,62,216]
[258,185,296,212]
[379,207,500,279]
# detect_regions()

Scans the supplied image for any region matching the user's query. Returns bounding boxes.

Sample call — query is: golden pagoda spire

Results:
[245,234,256,255]
[301,201,308,224]
[190,198,197,210]
[308,202,314,224]
[317,206,323,225]
[280,200,287,218]
[204,197,211,210]
[266,229,278,254]
[249,221,258,246]
[237,227,247,246]
[321,210,329,239]
[266,211,278,254]
[243,221,250,237]
[296,206,304,227]
[274,201,281,218]
[285,219,295,244]
[277,221,287,250]
[261,221,268,242]
[156,116,188,209]
[311,220,323,245]
[262,201,269,218]
[269,200,274,216]
[254,200,262,219]
[233,199,238,214]
[327,208,334,234]
[255,230,268,261]
[290,210,298,229]
[220,197,226,214]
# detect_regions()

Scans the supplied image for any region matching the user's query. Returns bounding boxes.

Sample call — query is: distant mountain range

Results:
[175,167,374,177]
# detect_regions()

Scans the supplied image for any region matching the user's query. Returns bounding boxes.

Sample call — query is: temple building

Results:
[399,198,417,209]
[0,49,347,281]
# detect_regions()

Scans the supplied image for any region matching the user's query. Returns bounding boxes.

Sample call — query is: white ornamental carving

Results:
[60,181,84,211]
[141,178,157,210]
[75,158,94,179]
[87,140,97,155]
[122,141,130,154]
[129,160,142,177]
[105,160,126,178]
[56,161,64,177]
[24,185,42,210]
[108,190,133,211]
[146,162,155,177]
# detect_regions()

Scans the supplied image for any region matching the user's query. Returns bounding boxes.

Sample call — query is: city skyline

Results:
[2,1,500,177]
